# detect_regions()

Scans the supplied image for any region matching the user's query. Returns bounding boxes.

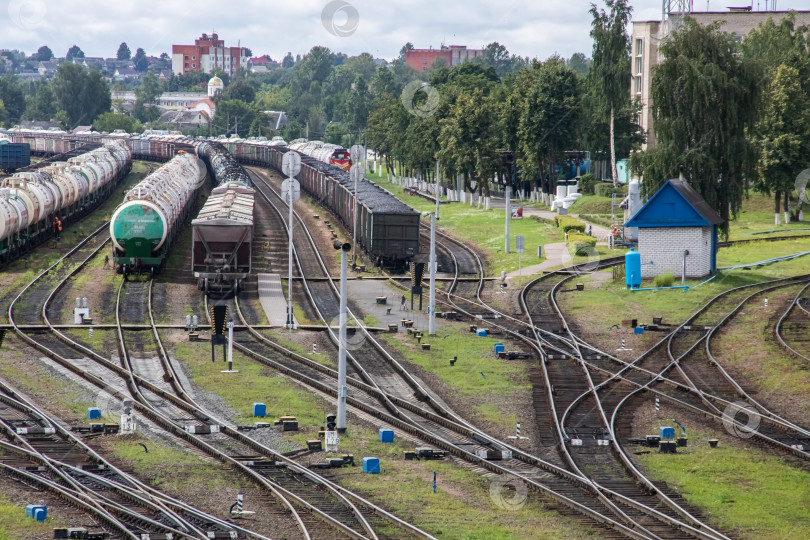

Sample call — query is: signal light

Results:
[326,413,336,431]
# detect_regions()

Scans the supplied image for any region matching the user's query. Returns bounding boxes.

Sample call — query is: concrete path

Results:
[487,197,613,242]
[258,273,296,327]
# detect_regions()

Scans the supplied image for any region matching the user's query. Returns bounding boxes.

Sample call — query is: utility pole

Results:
[505,185,511,254]
[429,213,437,335]
[435,160,440,220]
[334,241,350,432]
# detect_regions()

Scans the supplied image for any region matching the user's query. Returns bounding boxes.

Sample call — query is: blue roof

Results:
[625,178,723,228]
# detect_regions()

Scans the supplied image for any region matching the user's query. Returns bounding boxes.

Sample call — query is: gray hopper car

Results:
[191,182,254,293]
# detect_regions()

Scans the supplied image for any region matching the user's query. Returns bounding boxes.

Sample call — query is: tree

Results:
[133,48,148,72]
[93,111,141,133]
[630,19,760,236]
[34,45,53,61]
[222,79,256,103]
[52,63,111,127]
[514,59,581,194]
[0,74,26,124]
[282,52,294,68]
[566,52,591,77]
[751,64,810,224]
[25,82,56,120]
[399,42,414,62]
[212,100,257,136]
[117,42,131,60]
[589,0,633,187]
[135,72,161,104]
[438,88,500,196]
[743,14,810,223]
[66,45,84,62]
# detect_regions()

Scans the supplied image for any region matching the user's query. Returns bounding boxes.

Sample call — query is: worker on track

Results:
[53,216,62,240]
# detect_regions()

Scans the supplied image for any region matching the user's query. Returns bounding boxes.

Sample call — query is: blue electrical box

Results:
[494,343,505,355]
[87,407,101,420]
[252,403,266,417]
[26,505,46,519]
[659,426,675,440]
[477,329,488,337]
[378,428,394,443]
[634,327,644,335]
[626,248,641,288]
[362,457,380,474]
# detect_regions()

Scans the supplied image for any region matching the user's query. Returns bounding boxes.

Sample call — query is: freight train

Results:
[224,139,419,268]
[192,140,255,292]
[109,151,206,277]
[287,139,352,171]
[0,142,132,263]
[3,130,419,271]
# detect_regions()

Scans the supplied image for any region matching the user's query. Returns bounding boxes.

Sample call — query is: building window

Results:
[185,55,189,60]
[192,63,196,68]
[185,62,189,68]
[635,57,642,75]
[192,55,196,60]
[635,38,643,56]
[634,76,642,94]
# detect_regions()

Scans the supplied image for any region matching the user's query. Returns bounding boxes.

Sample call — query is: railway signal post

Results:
[350,145,365,266]
[334,241,351,433]
[424,212,437,336]
[505,185,512,253]
[282,152,302,331]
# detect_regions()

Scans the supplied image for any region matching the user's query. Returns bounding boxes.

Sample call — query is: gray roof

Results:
[668,178,723,225]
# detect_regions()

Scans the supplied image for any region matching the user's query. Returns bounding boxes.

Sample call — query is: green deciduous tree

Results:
[66,45,84,62]
[133,48,148,72]
[0,74,26,124]
[24,82,56,120]
[438,88,500,196]
[117,42,131,60]
[630,18,760,236]
[212,100,256,137]
[589,0,632,187]
[743,14,810,223]
[514,58,581,194]
[34,45,53,61]
[93,111,141,133]
[52,63,111,127]
[751,64,810,224]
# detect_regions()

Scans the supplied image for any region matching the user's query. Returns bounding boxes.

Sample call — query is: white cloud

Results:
[0,0,754,61]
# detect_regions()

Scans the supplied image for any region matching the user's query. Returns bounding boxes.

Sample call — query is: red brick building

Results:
[171,33,249,76]
[404,45,483,72]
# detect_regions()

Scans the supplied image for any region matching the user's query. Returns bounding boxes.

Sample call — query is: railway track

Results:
[5,223,266,539]
[774,281,810,365]
[5,214,416,539]
[243,168,741,539]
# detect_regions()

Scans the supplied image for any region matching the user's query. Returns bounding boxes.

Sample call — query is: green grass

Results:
[637,421,810,539]
[365,167,562,277]
[560,239,810,330]
[333,427,598,539]
[172,339,325,447]
[0,492,62,540]
[379,322,530,399]
[568,195,615,215]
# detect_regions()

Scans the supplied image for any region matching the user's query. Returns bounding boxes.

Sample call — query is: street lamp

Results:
[333,240,351,432]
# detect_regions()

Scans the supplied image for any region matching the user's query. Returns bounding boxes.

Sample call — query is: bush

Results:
[579,173,596,195]
[653,271,675,287]
[566,232,597,255]
[594,182,625,197]
[554,215,586,233]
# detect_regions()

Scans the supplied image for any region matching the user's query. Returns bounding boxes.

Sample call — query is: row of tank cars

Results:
[2,129,419,286]
[0,134,132,262]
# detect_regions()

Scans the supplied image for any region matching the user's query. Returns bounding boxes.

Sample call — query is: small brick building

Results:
[624,178,723,279]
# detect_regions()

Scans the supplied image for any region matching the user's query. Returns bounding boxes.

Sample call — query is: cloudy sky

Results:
[2,1,784,61]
